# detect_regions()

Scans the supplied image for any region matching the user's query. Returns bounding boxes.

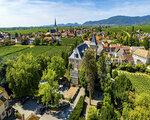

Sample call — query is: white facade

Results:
[0,103,7,120]
[132,54,149,64]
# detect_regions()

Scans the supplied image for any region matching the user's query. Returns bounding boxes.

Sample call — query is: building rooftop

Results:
[133,49,150,58]
[69,43,88,60]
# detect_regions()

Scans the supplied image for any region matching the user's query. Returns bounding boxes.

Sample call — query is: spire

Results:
[54,18,57,27]
[91,34,97,45]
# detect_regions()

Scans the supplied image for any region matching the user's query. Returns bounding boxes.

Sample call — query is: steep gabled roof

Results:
[69,43,88,59]
[91,34,97,46]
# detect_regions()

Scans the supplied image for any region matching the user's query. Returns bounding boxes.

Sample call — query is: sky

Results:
[0,0,150,27]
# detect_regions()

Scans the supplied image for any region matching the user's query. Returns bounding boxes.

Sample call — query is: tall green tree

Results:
[99,93,114,120]
[128,93,150,120]
[82,49,97,104]
[48,56,65,79]
[38,69,61,106]
[97,53,108,91]
[87,106,98,120]
[143,37,150,50]
[6,54,40,98]
[112,74,133,110]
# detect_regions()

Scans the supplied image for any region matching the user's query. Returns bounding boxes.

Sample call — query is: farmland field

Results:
[103,25,150,33]
[118,70,150,95]
[0,37,82,60]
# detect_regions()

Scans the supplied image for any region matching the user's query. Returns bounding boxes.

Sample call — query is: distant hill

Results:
[82,15,150,26]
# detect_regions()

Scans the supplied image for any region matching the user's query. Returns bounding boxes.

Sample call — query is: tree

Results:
[61,51,69,68]
[128,93,150,120]
[38,69,61,106]
[79,64,87,87]
[99,93,114,120]
[33,37,41,45]
[6,54,40,98]
[0,63,7,83]
[87,106,98,120]
[48,56,65,79]
[97,53,108,91]
[15,32,19,38]
[82,49,97,104]
[143,37,150,50]
[112,74,133,110]
[36,55,50,76]
[112,70,118,79]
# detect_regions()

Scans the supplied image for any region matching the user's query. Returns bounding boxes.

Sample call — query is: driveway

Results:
[13,100,42,119]
[13,99,73,120]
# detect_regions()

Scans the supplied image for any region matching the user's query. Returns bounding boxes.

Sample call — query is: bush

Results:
[69,96,84,120]
[135,64,146,72]
[125,63,135,72]
[112,70,118,79]
[118,63,147,73]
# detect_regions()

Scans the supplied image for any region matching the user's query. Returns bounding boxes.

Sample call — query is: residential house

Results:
[132,49,150,64]
[69,35,98,85]
[69,43,88,85]
[0,86,12,120]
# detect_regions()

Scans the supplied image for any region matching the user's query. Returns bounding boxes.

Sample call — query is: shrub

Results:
[69,96,84,120]
[112,70,118,79]
[125,63,135,72]
[135,64,146,72]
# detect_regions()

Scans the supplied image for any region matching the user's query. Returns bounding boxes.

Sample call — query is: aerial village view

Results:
[0,0,150,120]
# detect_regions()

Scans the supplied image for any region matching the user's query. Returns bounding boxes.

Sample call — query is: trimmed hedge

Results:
[118,63,147,73]
[69,96,84,120]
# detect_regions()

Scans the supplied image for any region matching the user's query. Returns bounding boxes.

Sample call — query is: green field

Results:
[0,37,82,60]
[118,71,150,95]
[103,25,150,33]
[0,26,77,34]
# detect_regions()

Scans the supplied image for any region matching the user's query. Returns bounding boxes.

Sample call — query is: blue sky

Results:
[0,0,150,27]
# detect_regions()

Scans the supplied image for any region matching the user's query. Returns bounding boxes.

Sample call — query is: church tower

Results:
[54,18,58,32]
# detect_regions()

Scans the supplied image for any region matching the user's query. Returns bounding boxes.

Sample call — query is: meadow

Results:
[103,25,150,33]
[118,70,150,95]
[0,37,82,60]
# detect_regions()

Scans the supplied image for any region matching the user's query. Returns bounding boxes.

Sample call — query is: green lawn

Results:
[0,37,82,60]
[118,70,150,95]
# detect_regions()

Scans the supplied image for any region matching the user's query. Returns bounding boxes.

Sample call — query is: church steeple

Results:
[54,18,57,27]
[54,18,58,32]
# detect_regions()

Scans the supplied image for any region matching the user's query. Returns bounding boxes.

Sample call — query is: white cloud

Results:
[0,0,150,27]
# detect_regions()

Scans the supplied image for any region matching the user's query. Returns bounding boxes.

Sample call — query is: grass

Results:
[118,70,150,95]
[0,37,82,60]
[103,25,150,33]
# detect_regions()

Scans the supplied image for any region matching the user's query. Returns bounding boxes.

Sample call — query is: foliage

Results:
[118,63,147,73]
[87,106,98,120]
[99,93,114,120]
[38,69,61,106]
[61,51,69,68]
[82,49,97,103]
[0,63,7,82]
[97,53,109,91]
[112,70,118,79]
[112,74,133,110]
[143,37,150,50]
[118,71,150,95]
[6,53,40,98]
[69,96,84,120]
[36,55,50,76]
[0,37,81,60]
[79,65,87,87]
[48,56,65,79]
[128,93,150,120]
[33,37,41,45]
